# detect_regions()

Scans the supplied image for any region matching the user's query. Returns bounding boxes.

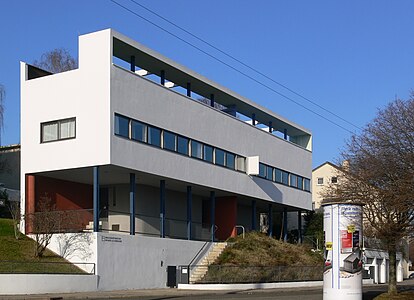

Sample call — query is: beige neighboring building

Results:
[312,161,343,210]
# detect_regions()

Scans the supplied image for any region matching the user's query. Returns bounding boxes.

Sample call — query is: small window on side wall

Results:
[41,117,76,143]
[331,176,338,184]
[317,177,324,185]
[115,114,129,138]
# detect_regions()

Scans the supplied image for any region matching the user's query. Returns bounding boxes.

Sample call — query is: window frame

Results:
[131,119,147,143]
[317,177,324,185]
[41,117,76,143]
[163,130,177,152]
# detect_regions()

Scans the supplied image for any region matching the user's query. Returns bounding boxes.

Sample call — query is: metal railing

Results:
[0,260,95,275]
[185,265,323,284]
[25,209,94,234]
[105,209,217,241]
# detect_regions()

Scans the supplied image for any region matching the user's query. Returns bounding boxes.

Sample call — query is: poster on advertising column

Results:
[323,202,363,300]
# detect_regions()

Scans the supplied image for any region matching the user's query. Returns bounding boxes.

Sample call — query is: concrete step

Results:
[189,242,227,284]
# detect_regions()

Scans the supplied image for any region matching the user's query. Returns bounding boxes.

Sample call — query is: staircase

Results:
[189,242,227,283]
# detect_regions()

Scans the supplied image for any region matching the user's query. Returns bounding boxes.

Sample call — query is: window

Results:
[203,145,213,163]
[331,176,338,184]
[191,140,203,159]
[59,119,76,139]
[290,174,298,188]
[177,136,189,155]
[215,149,225,166]
[259,163,266,178]
[42,122,58,142]
[115,115,129,138]
[282,171,289,185]
[226,152,235,170]
[266,166,273,181]
[41,118,76,143]
[275,169,282,183]
[163,131,176,151]
[304,178,311,192]
[317,177,324,185]
[297,176,303,190]
[131,120,146,142]
[236,156,246,172]
[148,126,161,147]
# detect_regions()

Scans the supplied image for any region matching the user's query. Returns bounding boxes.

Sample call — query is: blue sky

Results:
[1,1,414,168]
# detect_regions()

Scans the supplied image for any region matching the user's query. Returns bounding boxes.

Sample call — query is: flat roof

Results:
[110,29,311,138]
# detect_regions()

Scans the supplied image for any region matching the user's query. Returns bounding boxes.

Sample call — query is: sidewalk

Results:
[1,280,413,300]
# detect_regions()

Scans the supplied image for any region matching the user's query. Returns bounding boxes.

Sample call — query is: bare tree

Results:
[7,198,21,240]
[29,195,60,258]
[324,94,414,295]
[0,84,5,144]
[33,48,77,73]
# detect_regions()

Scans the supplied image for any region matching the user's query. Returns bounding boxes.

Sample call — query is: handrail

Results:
[234,225,245,239]
[188,241,210,268]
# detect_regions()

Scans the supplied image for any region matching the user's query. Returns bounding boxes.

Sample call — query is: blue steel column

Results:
[129,173,136,235]
[93,166,100,232]
[283,129,288,140]
[298,210,302,244]
[160,180,166,238]
[283,208,288,242]
[186,82,191,97]
[251,200,257,231]
[130,56,135,72]
[187,186,192,240]
[160,70,165,85]
[252,113,256,126]
[268,203,273,237]
[210,191,215,242]
[268,121,272,133]
[210,94,215,108]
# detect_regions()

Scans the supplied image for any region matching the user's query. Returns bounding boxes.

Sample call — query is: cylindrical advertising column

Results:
[323,202,363,300]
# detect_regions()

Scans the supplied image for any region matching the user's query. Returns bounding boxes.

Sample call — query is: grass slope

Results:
[217,231,323,266]
[200,232,323,283]
[0,218,85,274]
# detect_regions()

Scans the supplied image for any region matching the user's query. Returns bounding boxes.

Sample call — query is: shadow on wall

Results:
[56,233,93,260]
[251,177,283,203]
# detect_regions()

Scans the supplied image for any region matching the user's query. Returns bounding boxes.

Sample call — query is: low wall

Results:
[96,232,208,290]
[0,274,98,295]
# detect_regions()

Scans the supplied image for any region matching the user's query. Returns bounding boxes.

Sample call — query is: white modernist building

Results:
[19,29,312,291]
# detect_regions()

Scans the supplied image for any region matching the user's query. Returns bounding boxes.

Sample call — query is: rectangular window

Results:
[282,171,289,185]
[226,152,235,170]
[259,163,266,178]
[290,174,298,188]
[115,115,129,138]
[203,145,213,163]
[236,156,246,172]
[148,126,161,147]
[266,166,273,181]
[317,177,324,185]
[59,119,76,139]
[304,178,311,192]
[177,136,189,155]
[191,140,203,159]
[163,131,176,151]
[131,120,146,142]
[42,122,58,142]
[331,176,338,184]
[275,169,282,183]
[41,118,76,143]
[297,176,303,190]
[215,149,225,166]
